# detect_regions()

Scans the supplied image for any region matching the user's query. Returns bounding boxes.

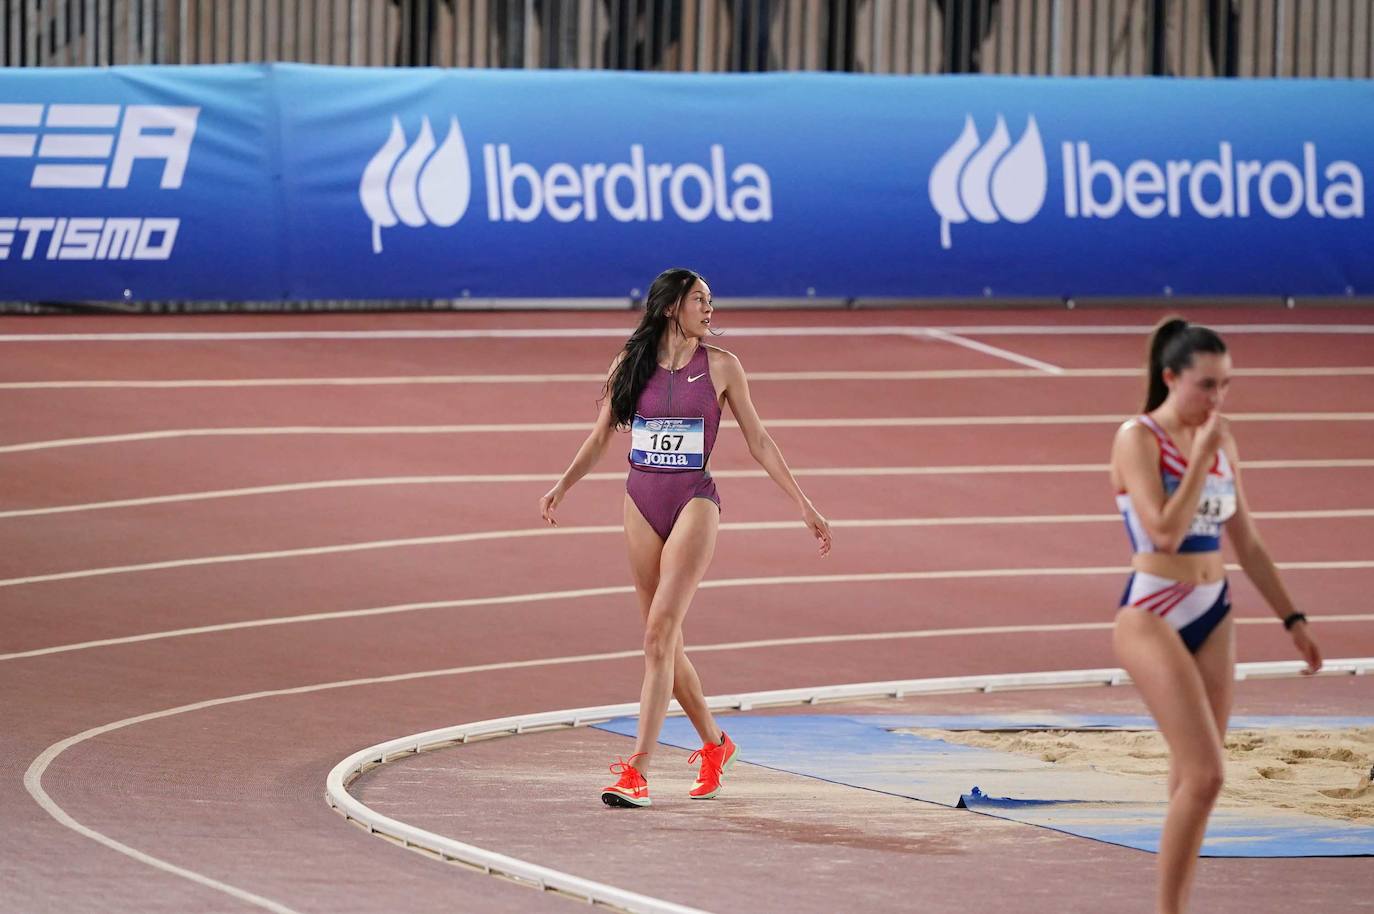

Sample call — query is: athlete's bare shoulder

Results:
[1113,416,1161,463]
[703,346,742,395]
[1115,415,1153,442]
[704,344,741,371]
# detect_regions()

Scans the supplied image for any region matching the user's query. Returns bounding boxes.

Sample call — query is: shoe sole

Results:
[601,790,651,808]
[689,742,740,800]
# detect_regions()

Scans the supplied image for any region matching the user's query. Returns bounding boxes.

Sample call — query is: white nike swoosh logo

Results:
[688,373,706,383]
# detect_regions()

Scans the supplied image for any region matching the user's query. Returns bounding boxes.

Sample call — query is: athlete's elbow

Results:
[747,434,775,462]
[590,425,616,450]
[1146,526,1186,553]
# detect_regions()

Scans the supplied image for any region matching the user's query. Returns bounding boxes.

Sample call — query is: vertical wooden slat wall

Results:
[3,0,1370,77]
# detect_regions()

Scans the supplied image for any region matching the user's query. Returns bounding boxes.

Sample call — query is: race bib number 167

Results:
[631,416,705,469]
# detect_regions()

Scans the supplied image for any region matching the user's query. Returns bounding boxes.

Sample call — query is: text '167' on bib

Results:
[631,416,705,469]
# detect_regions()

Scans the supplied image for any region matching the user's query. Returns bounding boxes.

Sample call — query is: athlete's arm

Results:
[539,354,622,527]
[1113,415,1223,552]
[718,350,832,557]
[1223,434,1321,673]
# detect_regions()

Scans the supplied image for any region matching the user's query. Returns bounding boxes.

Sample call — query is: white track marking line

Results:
[8,458,1373,519]
[688,614,1374,653]
[0,424,582,454]
[27,651,1374,914]
[26,734,303,913]
[0,526,627,587]
[5,366,1373,389]
[0,584,637,661]
[756,413,1374,427]
[0,374,618,389]
[7,513,1374,590]
[6,412,1373,455]
[1,323,1372,343]
[923,328,1065,374]
[6,564,1373,662]
[938,324,1374,336]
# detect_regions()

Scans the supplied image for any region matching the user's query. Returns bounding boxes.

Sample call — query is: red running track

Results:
[2,307,1372,913]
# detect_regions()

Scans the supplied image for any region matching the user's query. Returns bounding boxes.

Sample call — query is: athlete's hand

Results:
[539,483,566,527]
[1290,620,1323,675]
[802,503,832,558]
[1191,410,1229,464]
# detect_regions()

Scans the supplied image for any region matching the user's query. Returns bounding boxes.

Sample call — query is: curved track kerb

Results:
[327,660,1374,914]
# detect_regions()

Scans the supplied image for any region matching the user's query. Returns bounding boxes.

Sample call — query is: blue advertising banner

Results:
[0,66,283,301]
[2,64,1371,301]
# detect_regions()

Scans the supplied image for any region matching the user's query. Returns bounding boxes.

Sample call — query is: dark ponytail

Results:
[1144,316,1227,412]
[604,268,704,429]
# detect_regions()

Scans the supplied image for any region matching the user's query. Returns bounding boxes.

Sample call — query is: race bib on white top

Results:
[631,416,705,469]
[1188,479,1237,538]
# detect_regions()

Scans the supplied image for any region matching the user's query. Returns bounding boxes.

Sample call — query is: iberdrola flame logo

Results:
[928,114,1046,250]
[359,116,471,253]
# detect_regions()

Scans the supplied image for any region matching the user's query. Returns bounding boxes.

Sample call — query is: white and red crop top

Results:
[1116,414,1236,554]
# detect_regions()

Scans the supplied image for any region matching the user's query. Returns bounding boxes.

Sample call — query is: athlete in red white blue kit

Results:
[540,267,833,808]
[1110,317,1323,914]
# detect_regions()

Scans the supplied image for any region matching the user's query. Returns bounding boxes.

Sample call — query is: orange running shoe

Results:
[601,753,651,808]
[688,731,739,799]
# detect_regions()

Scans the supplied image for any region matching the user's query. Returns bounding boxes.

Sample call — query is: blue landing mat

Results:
[593,714,1374,857]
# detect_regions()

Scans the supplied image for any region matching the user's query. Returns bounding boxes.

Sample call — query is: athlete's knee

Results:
[643,618,679,664]
[1176,755,1225,804]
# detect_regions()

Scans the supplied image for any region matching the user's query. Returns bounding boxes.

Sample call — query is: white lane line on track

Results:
[26,733,303,914]
[7,458,1373,519]
[5,412,1373,455]
[923,328,1064,374]
[5,564,1372,662]
[1,323,1372,343]
[939,324,1374,336]
[25,644,1374,914]
[5,366,1373,389]
[6,512,1374,590]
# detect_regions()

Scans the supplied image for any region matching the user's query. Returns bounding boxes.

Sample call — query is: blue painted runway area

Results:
[593,714,1374,857]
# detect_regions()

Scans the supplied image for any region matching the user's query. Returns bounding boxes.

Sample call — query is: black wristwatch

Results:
[1282,612,1308,631]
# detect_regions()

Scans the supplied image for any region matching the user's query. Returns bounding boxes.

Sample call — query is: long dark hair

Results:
[1144,316,1228,412]
[605,268,706,428]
